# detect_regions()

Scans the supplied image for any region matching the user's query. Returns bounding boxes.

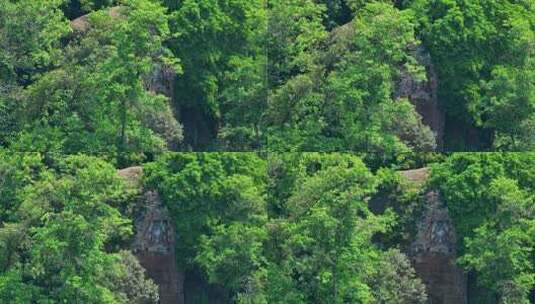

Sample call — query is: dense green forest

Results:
[1,0,534,154]
[1,0,535,303]
[0,152,533,303]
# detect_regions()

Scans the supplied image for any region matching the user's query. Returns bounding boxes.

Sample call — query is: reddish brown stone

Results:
[118,168,184,304]
[412,254,467,304]
[137,252,184,304]
[410,190,467,304]
[133,190,184,304]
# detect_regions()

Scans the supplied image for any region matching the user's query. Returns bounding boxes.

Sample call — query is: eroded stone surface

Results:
[70,6,125,33]
[409,189,467,304]
[117,166,143,187]
[399,167,430,186]
[396,46,445,149]
[118,167,184,304]
[329,22,444,150]
[133,190,184,304]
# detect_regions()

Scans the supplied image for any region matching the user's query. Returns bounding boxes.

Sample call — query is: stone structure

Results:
[411,191,457,256]
[399,167,430,187]
[70,6,125,33]
[70,8,182,150]
[118,167,184,304]
[396,46,445,150]
[400,168,467,304]
[330,22,445,150]
[369,168,468,303]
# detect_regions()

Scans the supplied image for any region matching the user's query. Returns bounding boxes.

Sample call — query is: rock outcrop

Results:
[70,7,182,149]
[395,46,445,150]
[70,6,125,33]
[329,22,444,151]
[399,168,467,304]
[118,167,184,304]
[399,167,430,187]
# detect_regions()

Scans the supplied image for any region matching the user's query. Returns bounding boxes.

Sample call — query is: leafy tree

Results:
[265,153,426,303]
[411,0,535,150]
[430,153,535,302]
[267,2,435,153]
[368,249,428,303]
[0,151,45,222]
[460,177,534,303]
[479,65,535,150]
[166,0,267,149]
[430,153,535,249]
[0,0,71,144]
[143,152,267,298]
[371,168,425,248]
[8,0,182,163]
[0,153,154,303]
[267,0,327,88]
[0,0,70,86]
[105,250,159,304]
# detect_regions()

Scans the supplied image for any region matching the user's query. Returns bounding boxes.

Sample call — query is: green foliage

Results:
[430,153,535,248]
[371,168,425,247]
[267,154,380,303]
[0,151,45,222]
[144,152,267,296]
[62,0,117,18]
[0,0,70,145]
[267,2,436,153]
[460,177,534,303]
[0,269,39,303]
[167,0,267,149]
[265,153,426,303]
[2,0,535,301]
[411,0,535,150]
[267,0,327,87]
[430,153,535,302]
[0,0,70,85]
[2,0,182,162]
[105,250,159,303]
[0,153,154,303]
[368,249,428,303]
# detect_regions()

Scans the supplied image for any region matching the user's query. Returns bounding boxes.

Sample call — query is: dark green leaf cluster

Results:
[430,153,535,302]
[0,151,157,303]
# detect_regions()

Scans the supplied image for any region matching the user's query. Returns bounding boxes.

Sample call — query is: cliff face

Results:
[395,46,445,150]
[330,22,444,151]
[70,8,182,149]
[399,169,467,304]
[133,190,184,304]
[410,190,467,304]
[118,167,184,304]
